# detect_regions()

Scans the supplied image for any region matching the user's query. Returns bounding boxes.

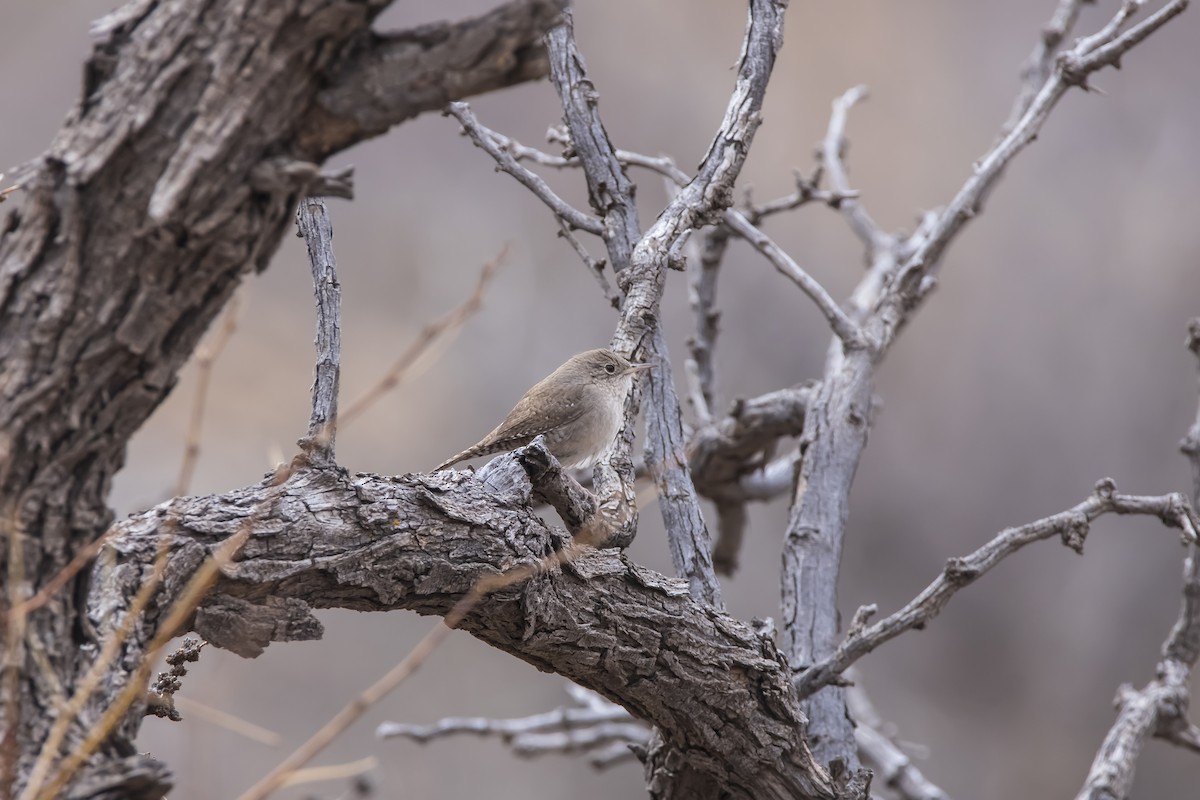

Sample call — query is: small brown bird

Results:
[435,348,651,471]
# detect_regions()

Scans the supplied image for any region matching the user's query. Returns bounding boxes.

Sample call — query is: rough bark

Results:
[0,1,564,796]
[102,459,834,800]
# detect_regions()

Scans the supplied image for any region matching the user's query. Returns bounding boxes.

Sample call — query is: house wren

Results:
[435,348,651,471]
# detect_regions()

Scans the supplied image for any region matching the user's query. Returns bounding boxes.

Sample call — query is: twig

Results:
[794,480,1199,699]
[722,210,866,346]
[295,198,342,466]
[445,102,603,236]
[173,695,282,746]
[556,219,619,309]
[1075,317,1200,798]
[379,682,646,768]
[820,86,890,256]
[881,0,1189,333]
[175,294,241,497]
[1002,0,1089,134]
[846,682,949,800]
[281,756,377,789]
[742,168,858,223]
[781,0,1189,766]
[339,245,505,425]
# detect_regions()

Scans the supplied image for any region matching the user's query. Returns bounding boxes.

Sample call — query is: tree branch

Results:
[544,10,729,611]
[446,103,603,235]
[1076,318,1200,798]
[846,682,950,800]
[295,198,342,466]
[819,86,890,257]
[780,0,1189,768]
[104,463,835,800]
[0,1,567,793]
[795,481,1199,699]
[298,0,567,156]
[378,683,646,769]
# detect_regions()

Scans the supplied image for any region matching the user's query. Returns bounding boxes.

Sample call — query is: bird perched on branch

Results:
[435,348,651,472]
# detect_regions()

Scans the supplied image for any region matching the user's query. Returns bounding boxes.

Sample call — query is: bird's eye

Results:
[605,363,616,374]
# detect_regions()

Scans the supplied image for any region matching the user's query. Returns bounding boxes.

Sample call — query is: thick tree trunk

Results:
[0,1,563,796]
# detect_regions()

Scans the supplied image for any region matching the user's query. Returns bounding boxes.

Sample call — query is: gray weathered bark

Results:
[0,1,565,796]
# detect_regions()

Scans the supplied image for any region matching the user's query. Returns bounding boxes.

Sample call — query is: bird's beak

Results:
[622,361,655,376]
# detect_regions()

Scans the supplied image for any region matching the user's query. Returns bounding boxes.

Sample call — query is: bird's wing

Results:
[433,381,589,470]
[489,379,589,443]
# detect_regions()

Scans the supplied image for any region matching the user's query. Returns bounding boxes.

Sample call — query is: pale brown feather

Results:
[433,376,590,471]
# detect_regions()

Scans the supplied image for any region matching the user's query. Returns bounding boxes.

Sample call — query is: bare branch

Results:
[1076,317,1200,797]
[781,0,1189,767]
[820,86,890,256]
[1002,0,1089,134]
[556,220,620,309]
[295,198,342,466]
[103,462,835,800]
[378,683,647,768]
[299,0,566,155]
[685,224,729,423]
[795,481,1199,699]
[545,9,736,612]
[722,211,866,346]
[445,103,603,235]
[690,383,815,502]
[847,684,949,800]
[880,0,1189,340]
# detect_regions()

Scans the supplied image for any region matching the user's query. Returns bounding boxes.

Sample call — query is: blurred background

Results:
[4,1,1199,797]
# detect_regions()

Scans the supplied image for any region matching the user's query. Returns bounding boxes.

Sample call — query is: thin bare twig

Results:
[846,682,949,800]
[556,220,619,309]
[1076,317,1200,798]
[379,683,645,768]
[281,756,377,790]
[1002,0,1090,134]
[881,0,1189,333]
[173,695,282,746]
[820,86,890,256]
[176,294,241,497]
[722,210,866,346]
[339,245,505,425]
[795,481,1199,699]
[445,102,603,236]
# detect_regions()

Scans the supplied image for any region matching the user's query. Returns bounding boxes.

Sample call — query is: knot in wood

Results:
[1093,477,1117,499]
[1059,511,1090,554]
[944,557,978,584]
